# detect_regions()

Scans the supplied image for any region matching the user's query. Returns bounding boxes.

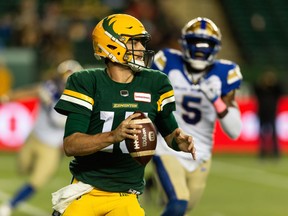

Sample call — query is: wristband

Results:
[213,97,227,113]
[171,138,180,151]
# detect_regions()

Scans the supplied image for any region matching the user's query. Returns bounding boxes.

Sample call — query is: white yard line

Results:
[212,160,288,190]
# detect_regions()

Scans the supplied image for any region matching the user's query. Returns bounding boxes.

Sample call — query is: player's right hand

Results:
[111,112,143,143]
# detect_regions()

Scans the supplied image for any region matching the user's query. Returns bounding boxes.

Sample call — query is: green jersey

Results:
[55,68,176,194]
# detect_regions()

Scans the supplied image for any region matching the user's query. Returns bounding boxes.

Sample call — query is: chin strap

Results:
[218,106,242,139]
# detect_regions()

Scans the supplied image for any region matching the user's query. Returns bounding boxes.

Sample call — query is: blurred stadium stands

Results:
[221,0,288,81]
[1,0,288,87]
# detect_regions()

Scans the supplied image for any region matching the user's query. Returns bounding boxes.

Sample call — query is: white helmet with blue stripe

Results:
[180,17,222,70]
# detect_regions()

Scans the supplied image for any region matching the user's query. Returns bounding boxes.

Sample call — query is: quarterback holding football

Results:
[51,14,196,216]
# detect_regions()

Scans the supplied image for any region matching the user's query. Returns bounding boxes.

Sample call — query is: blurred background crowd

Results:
[0,0,181,91]
[0,0,287,94]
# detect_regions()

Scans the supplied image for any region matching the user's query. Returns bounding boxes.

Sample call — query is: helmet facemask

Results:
[124,34,154,72]
[182,36,221,70]
[180,17,222,71]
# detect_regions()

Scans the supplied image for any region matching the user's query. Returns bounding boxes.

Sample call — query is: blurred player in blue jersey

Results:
[0,59,83,216]
[152,17,243,216]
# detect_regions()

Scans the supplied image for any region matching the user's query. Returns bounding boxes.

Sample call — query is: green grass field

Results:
[0,152,287,216]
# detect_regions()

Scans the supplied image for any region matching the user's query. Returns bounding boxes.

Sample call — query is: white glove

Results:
[199,75,222,102]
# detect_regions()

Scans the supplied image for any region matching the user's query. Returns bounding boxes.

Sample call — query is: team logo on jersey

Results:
[113,103,138,108]
[227,66,242,84]
[120,90,129,97]
[134,92,151,103]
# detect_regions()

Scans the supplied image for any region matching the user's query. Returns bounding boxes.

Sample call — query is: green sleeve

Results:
[54,70,96,117]
[64,113,90,137]
[154,70,176,118]
[155,112,178,138]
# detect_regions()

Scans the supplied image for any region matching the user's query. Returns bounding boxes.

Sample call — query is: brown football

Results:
[125,111,157,165]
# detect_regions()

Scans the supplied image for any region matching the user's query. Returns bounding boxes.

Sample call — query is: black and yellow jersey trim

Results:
[60,89,94,110]
[157,90,175,111]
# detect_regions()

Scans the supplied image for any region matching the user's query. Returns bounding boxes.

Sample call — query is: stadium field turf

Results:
[0,152,287,216]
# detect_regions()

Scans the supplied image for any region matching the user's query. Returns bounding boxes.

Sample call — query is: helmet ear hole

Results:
[107,45,117,50]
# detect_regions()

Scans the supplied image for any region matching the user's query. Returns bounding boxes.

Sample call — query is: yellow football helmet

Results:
[92,14,154,71]
[180,17,222,70]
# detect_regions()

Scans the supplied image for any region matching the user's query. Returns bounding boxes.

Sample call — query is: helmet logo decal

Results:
[103,16,119,39]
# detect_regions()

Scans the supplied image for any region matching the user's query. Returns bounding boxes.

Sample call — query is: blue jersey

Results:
[152,48,243,171]
[33,79,67,147]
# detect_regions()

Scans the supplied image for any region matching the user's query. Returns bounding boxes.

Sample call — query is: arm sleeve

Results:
[216,62,242,139]
[64,112,90,137]
[155,72,176,115]
[152,70,178,137]
[219,107,242,139]
[155,111,178,138]
[54,71,96,137]
[54,70,95,117]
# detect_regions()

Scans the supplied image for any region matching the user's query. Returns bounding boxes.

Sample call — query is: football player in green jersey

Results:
[51,14,196,216]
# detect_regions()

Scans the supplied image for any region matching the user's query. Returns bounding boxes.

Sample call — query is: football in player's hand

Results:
[125,111,157,165]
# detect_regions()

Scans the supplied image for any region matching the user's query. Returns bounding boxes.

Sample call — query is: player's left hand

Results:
[174,128,196,160]
[199,75,222,102]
